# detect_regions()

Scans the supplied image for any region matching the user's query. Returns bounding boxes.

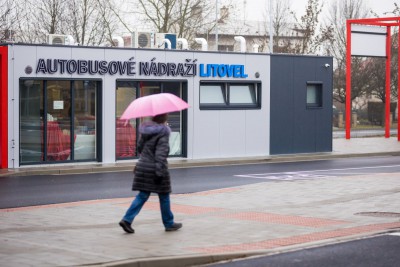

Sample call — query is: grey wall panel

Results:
[270,56,294,154]
[316,57,333,152]
[270,55,332,155]
[293,57,317,153]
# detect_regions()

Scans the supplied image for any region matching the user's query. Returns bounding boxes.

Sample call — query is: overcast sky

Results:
[245,0,398,21]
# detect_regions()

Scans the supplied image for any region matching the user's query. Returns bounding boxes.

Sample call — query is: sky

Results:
[245,0,398,21]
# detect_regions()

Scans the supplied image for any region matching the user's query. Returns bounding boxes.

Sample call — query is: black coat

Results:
[132,121,171,193]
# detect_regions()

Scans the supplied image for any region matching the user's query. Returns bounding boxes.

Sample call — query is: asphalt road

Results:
[1,155,400,209]
[205,233,400,267]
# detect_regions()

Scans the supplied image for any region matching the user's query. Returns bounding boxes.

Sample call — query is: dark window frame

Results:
[306,82,323,109]
[19,78,102,166]
[115,79,188,160]
[199,81,261,110]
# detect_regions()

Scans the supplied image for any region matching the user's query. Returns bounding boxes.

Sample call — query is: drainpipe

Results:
[177,38,188,50]
[112,36,124,47]
[66,35,75,45]
[195,38,208,51]
[162,39,172,49]
[252,44,260,53]
[234,36,246,52]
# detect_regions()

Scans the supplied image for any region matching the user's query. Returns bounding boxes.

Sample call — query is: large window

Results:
[115,80,187,159]
[200,81,261,109]
[19,79,100,165]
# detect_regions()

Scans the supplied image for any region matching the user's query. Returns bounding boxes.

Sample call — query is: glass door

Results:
[46,80,72,161]
[73,81,97,160]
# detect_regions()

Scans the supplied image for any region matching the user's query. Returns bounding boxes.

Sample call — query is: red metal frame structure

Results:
[346,17,400,140]
[0,46,8,168]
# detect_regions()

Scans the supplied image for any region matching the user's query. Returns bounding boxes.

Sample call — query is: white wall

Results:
[8,44,270,168]
[190,52,270,159]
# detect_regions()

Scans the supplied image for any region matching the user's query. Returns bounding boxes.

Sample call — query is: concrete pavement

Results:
[0,136,400,267]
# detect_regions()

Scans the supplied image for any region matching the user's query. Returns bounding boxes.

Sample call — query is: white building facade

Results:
[0,44,332,169]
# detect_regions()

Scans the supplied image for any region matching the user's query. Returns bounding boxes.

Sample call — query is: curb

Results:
[0,151,400,177]
[1,151,399,177]
[79,229,400,267]
[78,252,264,267]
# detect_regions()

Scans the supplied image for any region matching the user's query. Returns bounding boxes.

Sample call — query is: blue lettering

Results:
[211,64,218,77]
[199,64,207,77]
[233,65,241,77]
[226,65,235,77]
[217,65,227,77]
[240,65,248,78]
[199,63,247,78]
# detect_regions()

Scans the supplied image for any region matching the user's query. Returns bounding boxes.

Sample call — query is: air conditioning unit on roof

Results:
[155,33,177,49]
[47,34,73,45]
[132,31,155,48]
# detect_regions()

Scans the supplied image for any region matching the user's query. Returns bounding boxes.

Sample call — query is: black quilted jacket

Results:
[132,121,171,193]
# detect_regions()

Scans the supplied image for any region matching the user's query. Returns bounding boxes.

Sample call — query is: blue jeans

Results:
[122,191,174,228]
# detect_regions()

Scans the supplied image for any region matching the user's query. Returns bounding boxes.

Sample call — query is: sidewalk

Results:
[0,137,400,267]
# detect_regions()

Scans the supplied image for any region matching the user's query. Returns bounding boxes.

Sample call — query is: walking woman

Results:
[119,113,182,233]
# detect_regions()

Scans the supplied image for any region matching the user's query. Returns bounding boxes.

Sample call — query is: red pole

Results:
[398,25,400,141]
[0,46,8,169]
[346,21,352,139]
[385,27,391,138]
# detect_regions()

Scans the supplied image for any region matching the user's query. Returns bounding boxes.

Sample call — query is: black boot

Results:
[119,220,135,233]
[165,222,182,232]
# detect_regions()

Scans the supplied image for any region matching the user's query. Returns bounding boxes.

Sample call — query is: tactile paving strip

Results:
[219,212,348,228]
[189,222,400,253]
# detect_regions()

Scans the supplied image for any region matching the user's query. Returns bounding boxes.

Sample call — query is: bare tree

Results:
[136,0,218,44]
[0,0,23,42]
[260,0,294,53]
[323,0,369,104]
[65,0,99,45]
[370,2,400,101]
[363,35,399,104]
[291,0,332,54]
[96,0,122,45]
[27,0,68,42]
[9,0,121,45]
[38,0,66,34]
[390,31,399,100]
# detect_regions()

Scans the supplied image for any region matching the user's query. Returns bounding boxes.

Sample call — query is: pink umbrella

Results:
[120,93,189,119]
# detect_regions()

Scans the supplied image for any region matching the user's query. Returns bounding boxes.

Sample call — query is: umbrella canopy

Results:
[120,93,189,120]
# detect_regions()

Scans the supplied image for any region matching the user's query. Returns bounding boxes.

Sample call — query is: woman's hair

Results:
[152,113,168,124]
